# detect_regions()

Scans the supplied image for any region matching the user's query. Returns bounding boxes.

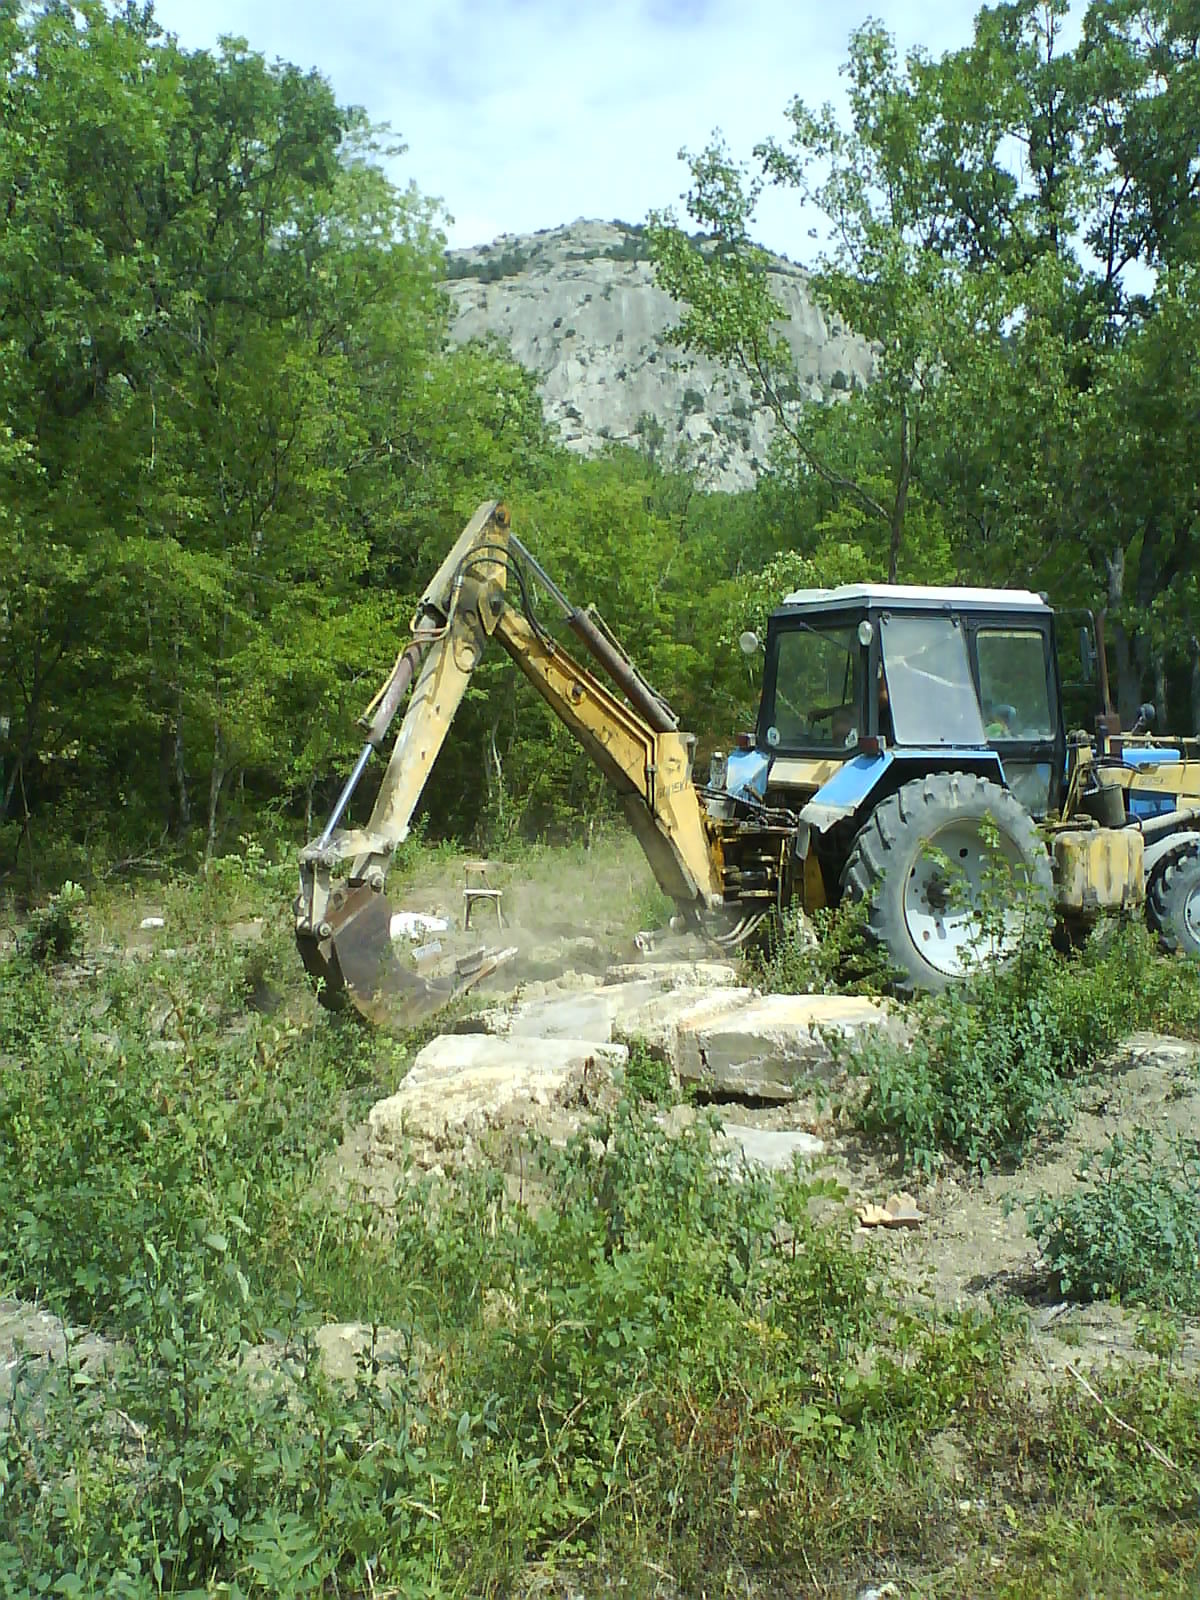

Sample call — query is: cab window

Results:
[976,629,1054,740]
[879,615,987,746]
[766,626,861,750]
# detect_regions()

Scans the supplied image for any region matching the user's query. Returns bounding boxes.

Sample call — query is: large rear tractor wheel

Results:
[1147,848,1200,960]
[841,772,1053,995]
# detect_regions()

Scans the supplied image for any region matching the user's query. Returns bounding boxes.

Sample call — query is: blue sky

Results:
[150,1,1014,260]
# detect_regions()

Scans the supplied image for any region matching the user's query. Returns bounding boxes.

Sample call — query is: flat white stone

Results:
[368,1034,627,1145]
[467,980,665,1043]
[612,987,755,1056]
[390,911,449,941]
[718,1124,827,1169]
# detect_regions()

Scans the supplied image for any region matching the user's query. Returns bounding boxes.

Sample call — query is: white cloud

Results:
[149,0,1010,259]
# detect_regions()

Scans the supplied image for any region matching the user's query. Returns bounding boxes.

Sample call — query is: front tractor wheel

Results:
[1147,848,1200,960]
[841,772,1053,995]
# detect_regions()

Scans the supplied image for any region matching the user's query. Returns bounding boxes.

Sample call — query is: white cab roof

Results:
[779,582,1050,610]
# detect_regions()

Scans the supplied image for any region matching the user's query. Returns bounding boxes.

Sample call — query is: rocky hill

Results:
[444,220,873,492]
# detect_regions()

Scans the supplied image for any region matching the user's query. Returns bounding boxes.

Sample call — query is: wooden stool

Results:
[463,859,504,930]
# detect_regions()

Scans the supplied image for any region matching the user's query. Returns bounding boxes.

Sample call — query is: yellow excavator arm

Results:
[295,501,724,1024]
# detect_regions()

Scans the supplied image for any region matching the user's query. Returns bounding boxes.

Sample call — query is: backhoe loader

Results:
[295,501,1200,1026]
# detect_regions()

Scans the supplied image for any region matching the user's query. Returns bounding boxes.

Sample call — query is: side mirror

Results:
[1078,626,1096,683]
[738,630,760,657]
[1130,701,1156,735]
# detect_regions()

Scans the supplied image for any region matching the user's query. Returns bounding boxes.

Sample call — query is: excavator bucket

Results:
[297,884,508,1029]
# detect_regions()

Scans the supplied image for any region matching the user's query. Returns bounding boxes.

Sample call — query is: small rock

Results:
[390,911,449,941]
[0,1299,117,1413]
[718,1124,826,1170]
[138,915,165,931]
[858,1192,924,1229]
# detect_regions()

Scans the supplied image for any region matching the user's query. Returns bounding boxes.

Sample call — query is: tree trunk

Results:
[173,638,191,832]
[174,709,191,831]
[1104,548,1140,727]
[888,406,911,583]
[1191,638,1200,736]
[205,723,225,865]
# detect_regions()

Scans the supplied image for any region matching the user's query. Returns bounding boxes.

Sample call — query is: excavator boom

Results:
[295,501,724,1026]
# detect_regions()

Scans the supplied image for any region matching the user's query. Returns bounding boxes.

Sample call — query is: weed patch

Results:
[851,922,1199,1174]
[2,869,1199,1595]
[752,897,894,996]
[1027,1128,1200,1310]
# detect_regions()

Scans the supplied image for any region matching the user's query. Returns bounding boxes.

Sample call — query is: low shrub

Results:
[852,920,1198,1174]
[16,879,85,964]
[752,897,894,997]
[1026,1128,1200,1309]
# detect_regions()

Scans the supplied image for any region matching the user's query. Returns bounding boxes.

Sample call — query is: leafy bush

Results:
[752,897,894,997]
[1027,1129,1200,1309]
[16,880,85,964]
[622,1040,676,1105]
[852,922,1198,1174]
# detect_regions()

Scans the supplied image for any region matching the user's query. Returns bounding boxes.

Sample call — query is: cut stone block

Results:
[675,993,896,1100]
[368,1034,627,1146]
[612,986,755,1056]
[602,960,740,989]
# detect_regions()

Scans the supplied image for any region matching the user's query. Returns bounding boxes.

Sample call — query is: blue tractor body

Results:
[706,582,1200,987]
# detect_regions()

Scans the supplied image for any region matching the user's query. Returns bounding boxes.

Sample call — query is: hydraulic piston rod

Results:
[314,635,433,849]
[511,534,678,734]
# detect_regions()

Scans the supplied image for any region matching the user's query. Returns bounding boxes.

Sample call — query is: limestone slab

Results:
[465,980,665,1043]
[611,986,755,1056]
[602,960,740,989]
[676,993,895,1100]
[369,1034,627,1146]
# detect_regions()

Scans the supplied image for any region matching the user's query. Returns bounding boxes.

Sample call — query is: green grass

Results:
[1,859,1198,1596]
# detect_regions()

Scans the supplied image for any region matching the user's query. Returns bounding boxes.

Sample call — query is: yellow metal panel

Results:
[1052,827,1144,914]
[802,849,827,912]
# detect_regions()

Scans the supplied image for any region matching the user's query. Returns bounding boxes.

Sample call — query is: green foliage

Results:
[0,4,561,867]
[1027,1129,1200,1310]
[853,921,1199,1174]
[621,1041,676,1105]
[3,870,1200,1592]
[649,3,1200,716]
[752,897,893,997]
[16,880,85,964]
[443,245,531,281]
[0,879,1020,1593]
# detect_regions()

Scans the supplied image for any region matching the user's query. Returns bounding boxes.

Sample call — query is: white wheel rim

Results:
[1183,874,1200,949]
[902,820,1029,977]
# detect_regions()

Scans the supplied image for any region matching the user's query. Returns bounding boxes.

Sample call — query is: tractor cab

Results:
[741,584,1064,819]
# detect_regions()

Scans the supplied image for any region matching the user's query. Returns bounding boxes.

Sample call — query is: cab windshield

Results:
[763,625,863,751]
[879,614,988,746]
